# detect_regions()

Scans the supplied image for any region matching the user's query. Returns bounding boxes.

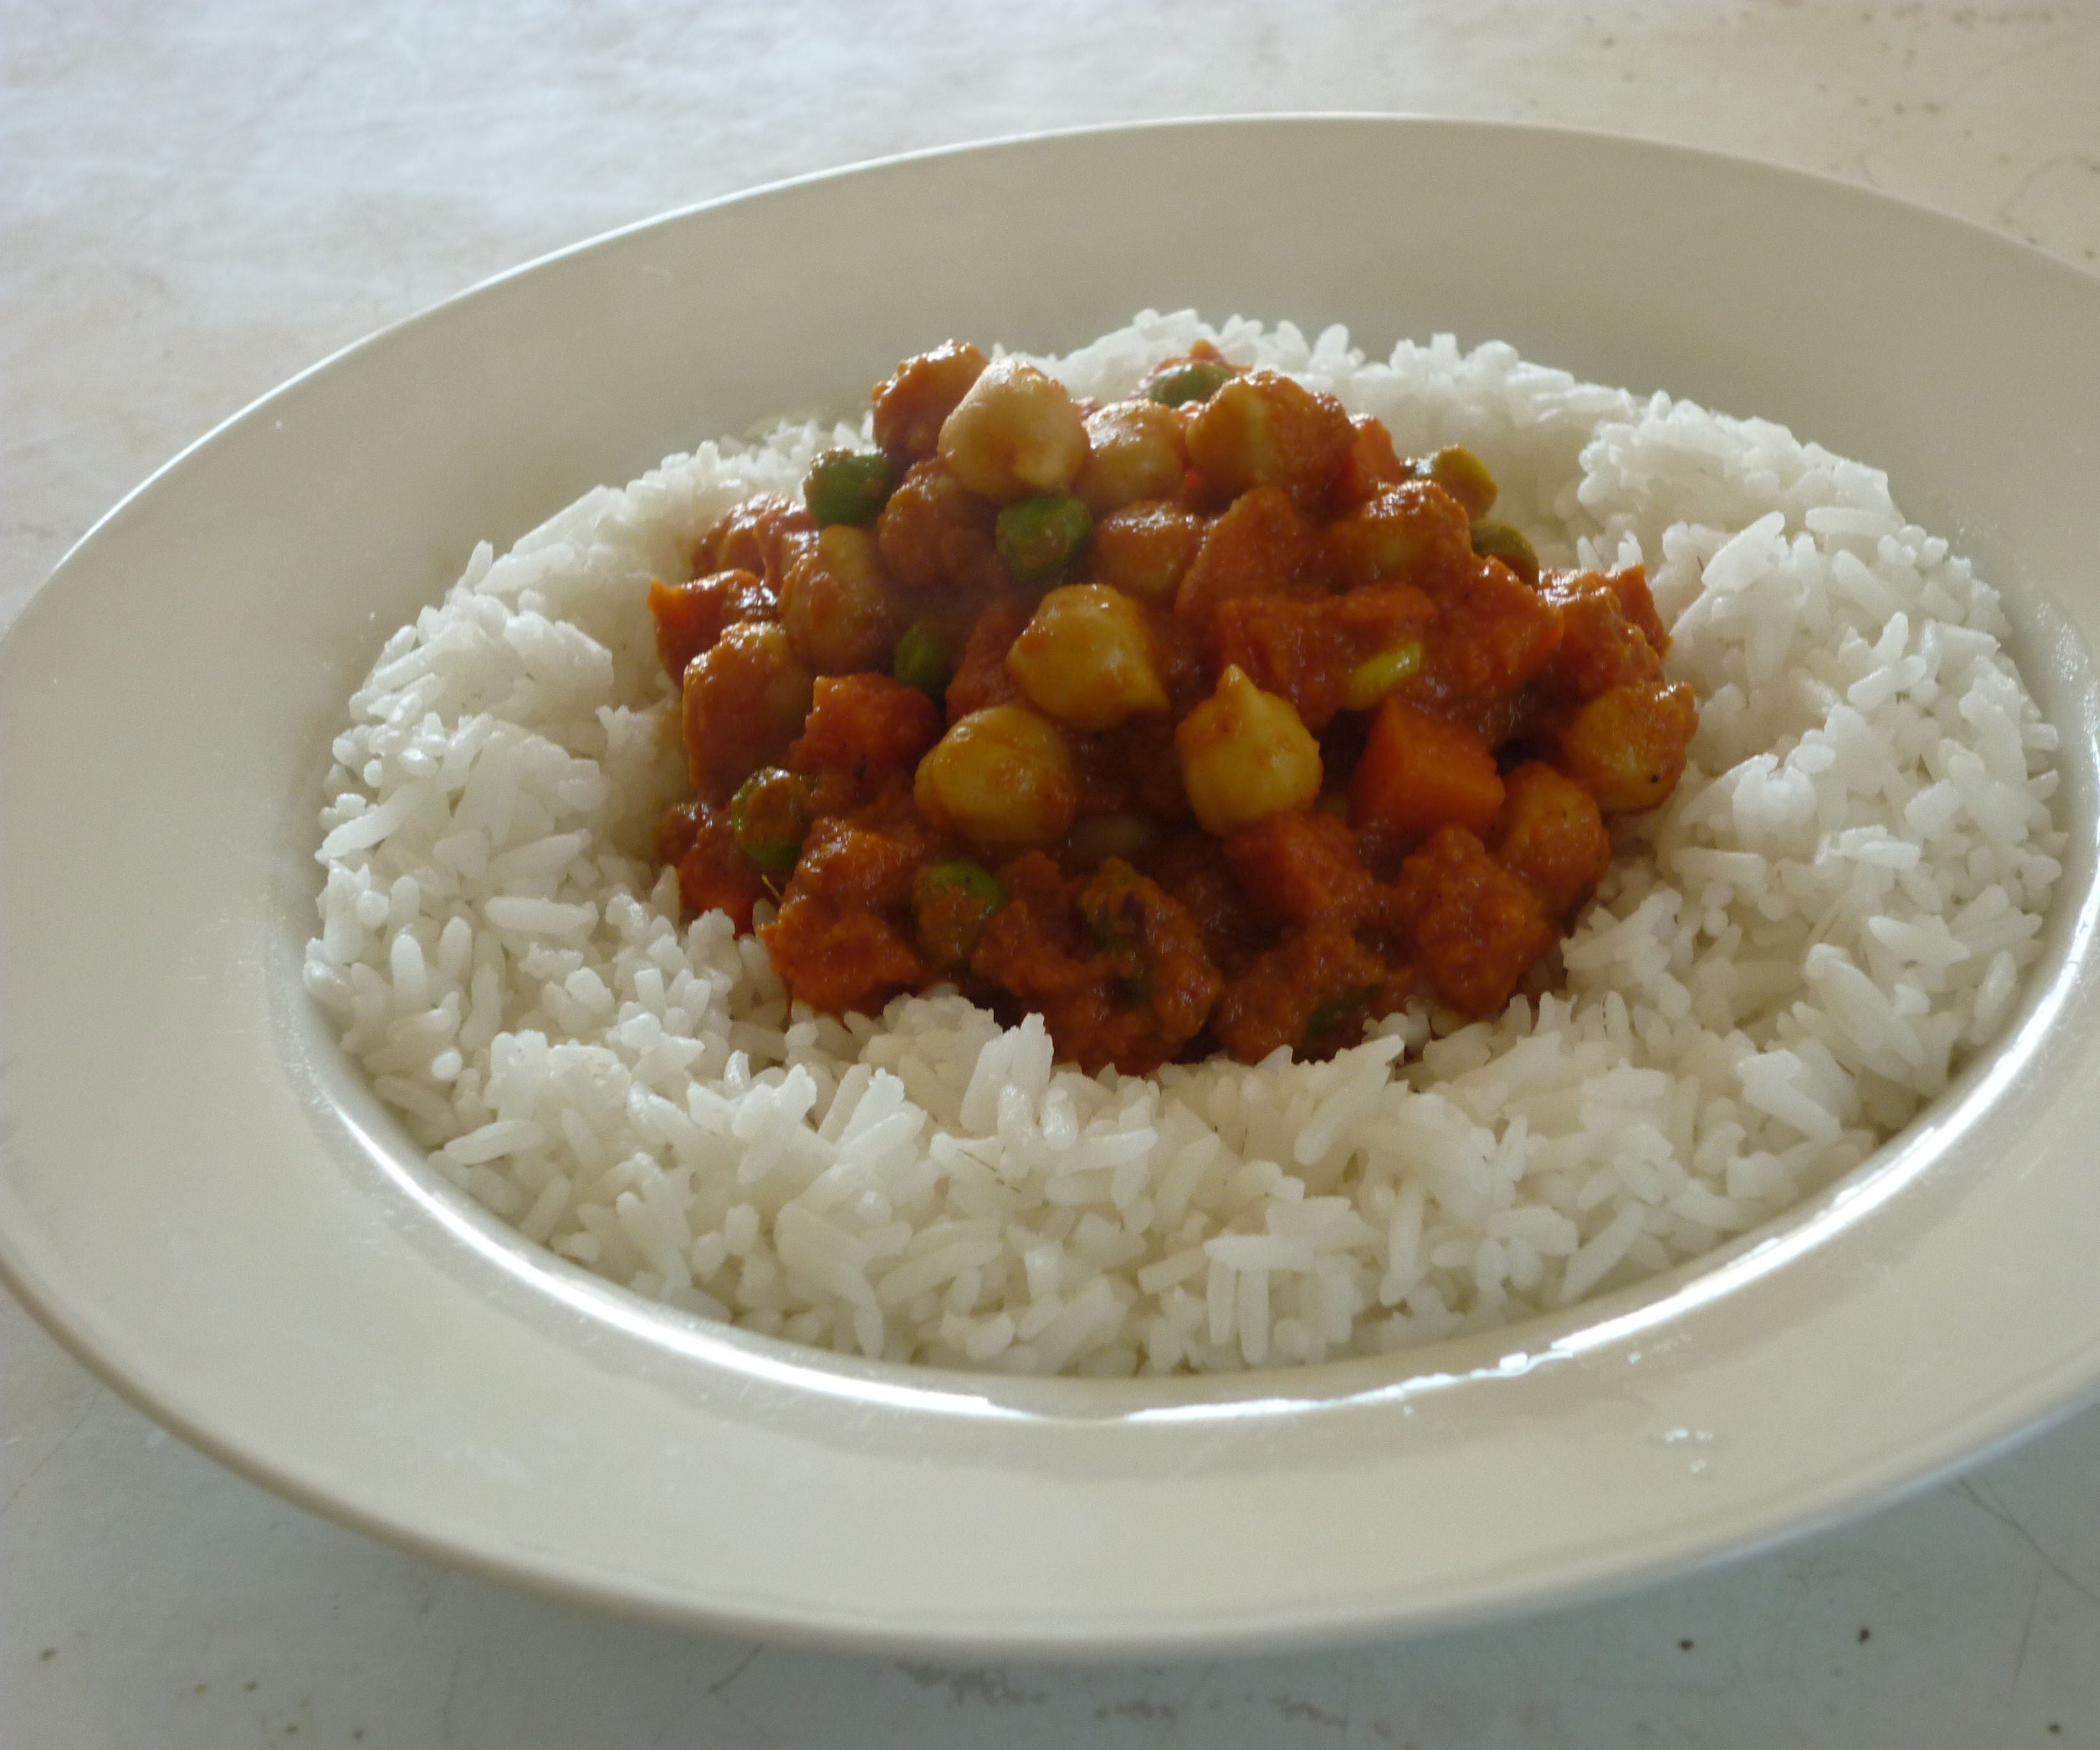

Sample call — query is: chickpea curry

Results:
[651,341,1697,1075]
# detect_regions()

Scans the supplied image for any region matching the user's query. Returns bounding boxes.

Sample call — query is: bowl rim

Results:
[6,112,2100,1657]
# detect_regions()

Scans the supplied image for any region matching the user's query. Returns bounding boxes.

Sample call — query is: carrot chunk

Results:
[1348,697,1505,839]
[1173,486,1328,626]
[648,568,775,682]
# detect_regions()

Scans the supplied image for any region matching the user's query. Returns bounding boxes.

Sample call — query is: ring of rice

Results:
[304,311,2065,1376]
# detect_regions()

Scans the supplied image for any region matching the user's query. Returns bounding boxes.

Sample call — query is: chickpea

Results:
[1072,400,1187,516]
[937,358,1090,503]
[778,524,903,674]
[1005,583,1171,732]
[872,341,988,463]
[1090,501,1206,603]
[1175,665,1323,835]
[1556,680,1698,814]
[914,704,1080,854]
[682,620,814,798]
[1183,370,1355,512]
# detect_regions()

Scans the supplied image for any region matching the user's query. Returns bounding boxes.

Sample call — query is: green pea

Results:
[1469,519,1540,587]
[1143,359,1235,409]
[922,860,1004,911]
[1304,986,1377,1047]
[729,767,811,873]
[892,620,954,700]
[1077,860,1157,1005]
[803,448,897,527]
[913,860,1007,966]
[1421,445,1498,519]
[995,494,1092,581]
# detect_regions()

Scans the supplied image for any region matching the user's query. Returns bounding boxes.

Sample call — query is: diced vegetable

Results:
[757,815,933,1016]
[1326,479,1474,588]
[1391,826,1555,1015]
[1340,638,1426,711]
[1072,858,1224,1052]
[1335,415,1411,506]
[1208,927,1389,1062]
[1222,809,1378,934]
[697,493,812,586]
[942,596,1030,718]
[681,620,814,798]
[874,459,1005,593]
[657,800,770,932]
[1419,555,1565,713]
[789,674,942,780]
[1349,697,1504,838]
[648,568,775,682]
[1211,581,1433,733]
[1174,486,1327,626]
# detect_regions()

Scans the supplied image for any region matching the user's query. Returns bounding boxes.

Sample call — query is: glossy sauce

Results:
[651,341,1697,1073]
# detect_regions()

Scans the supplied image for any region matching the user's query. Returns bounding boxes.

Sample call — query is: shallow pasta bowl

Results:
[3,116,2099,1656]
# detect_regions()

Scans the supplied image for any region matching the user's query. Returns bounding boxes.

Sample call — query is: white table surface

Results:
[7,4,2100,1744]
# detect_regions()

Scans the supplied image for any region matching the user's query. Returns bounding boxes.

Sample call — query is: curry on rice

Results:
[651,342,1697,1074]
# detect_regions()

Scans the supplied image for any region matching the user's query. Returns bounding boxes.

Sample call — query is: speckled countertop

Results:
[6,4,2100,1745]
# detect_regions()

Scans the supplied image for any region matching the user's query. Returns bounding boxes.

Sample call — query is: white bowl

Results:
[3,118,2097,1657]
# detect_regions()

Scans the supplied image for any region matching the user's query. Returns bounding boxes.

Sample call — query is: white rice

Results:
[305,311,2065,1375]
